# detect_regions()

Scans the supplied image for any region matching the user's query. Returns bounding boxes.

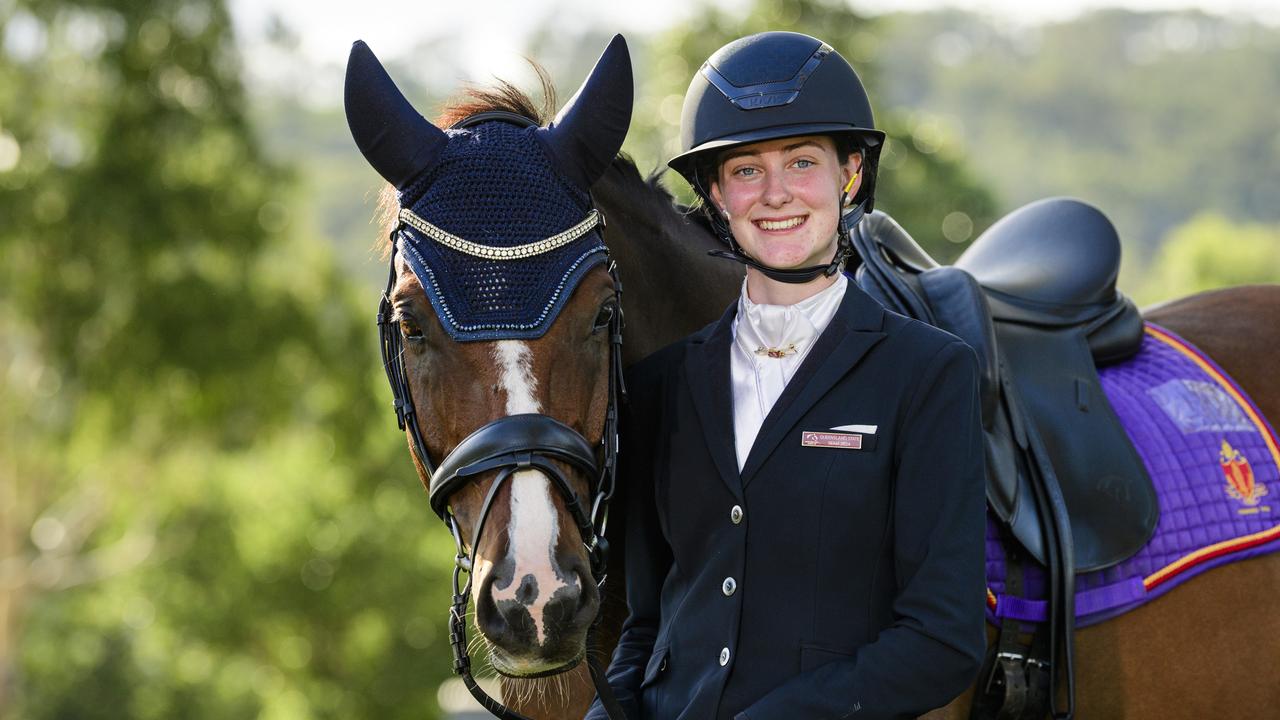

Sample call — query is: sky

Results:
[229,0,1280,83]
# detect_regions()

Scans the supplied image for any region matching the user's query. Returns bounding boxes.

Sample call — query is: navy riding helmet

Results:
[668,32,885,283]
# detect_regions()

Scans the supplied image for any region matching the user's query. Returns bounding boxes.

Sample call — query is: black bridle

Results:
[375,126,627,716]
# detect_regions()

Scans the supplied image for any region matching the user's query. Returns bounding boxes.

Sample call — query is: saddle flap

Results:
[997,323,1159,571]
[918,267,999,427]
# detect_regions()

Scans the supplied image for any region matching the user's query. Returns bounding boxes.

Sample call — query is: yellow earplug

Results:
[843,172,859,195]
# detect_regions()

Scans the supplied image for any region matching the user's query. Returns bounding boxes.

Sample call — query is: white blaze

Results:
[495,340,540,415]
[487,340,572,646]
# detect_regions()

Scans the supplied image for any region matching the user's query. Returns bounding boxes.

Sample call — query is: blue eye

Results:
[734,166,758,177]
[793,159,814,169]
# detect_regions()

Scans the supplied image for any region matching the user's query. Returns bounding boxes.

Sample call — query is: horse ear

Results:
[344,40,447,190]
[538,34,633,189]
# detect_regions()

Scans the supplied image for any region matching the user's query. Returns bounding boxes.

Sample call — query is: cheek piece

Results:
[705,170,864,285]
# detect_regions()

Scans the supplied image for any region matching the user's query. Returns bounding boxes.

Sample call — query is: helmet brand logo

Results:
[735,92,801,110]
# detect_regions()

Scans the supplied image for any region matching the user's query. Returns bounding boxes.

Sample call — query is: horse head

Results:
[344,36,632,680]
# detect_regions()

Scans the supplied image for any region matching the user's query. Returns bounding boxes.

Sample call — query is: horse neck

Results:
[593,160,743,364]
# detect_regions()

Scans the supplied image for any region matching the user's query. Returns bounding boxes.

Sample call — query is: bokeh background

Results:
[1,0,1278,717]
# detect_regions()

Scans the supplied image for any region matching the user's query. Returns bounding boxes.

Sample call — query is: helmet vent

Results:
[701,44,831,110]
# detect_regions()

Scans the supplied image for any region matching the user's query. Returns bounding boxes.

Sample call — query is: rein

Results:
[375,181,628,719]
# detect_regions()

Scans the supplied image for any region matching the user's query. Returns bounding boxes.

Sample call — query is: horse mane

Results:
[597,156,723,256]
[374,68,558,257]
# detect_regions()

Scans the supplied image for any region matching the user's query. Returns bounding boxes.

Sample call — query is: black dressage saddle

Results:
[852,198,1161,719]
[852,198,1158,573]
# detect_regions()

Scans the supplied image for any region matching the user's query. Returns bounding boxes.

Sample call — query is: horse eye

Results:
[399,317,425,343]
[591,303,616,334]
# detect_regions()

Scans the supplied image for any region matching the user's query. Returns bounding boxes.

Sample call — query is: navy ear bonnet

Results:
[396,119,604,341]
[344,36,632,342]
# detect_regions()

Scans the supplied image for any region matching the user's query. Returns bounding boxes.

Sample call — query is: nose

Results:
[761,169,792,207]
[470,467,602,672]
[476,548,599,660]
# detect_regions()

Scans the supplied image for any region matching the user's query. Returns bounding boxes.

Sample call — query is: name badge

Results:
[801,431,864,450]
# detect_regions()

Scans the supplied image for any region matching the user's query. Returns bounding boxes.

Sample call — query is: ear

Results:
[708,179,725,214]
[848,150,864,174]
[841,151,864,200]
[537,34,633,189]
[344,40,448,190]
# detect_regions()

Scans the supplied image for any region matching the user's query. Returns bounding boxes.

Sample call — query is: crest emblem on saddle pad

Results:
[1220,439,1270,512]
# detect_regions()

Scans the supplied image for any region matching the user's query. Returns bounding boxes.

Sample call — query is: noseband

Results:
[374,110,626,720]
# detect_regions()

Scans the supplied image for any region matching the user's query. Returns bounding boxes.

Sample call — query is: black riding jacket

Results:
[587,281,986,720]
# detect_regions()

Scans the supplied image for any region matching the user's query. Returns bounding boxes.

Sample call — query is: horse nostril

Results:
[574,568,599,617]
[515,573,539,606]
[476,564,516,641]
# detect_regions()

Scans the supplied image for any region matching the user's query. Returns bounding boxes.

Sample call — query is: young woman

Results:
[588,32,987,720]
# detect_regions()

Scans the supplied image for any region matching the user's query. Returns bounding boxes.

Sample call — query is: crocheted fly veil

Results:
[345,36,633,340]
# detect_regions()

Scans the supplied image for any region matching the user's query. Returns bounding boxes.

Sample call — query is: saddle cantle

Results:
[851,198,1158,573]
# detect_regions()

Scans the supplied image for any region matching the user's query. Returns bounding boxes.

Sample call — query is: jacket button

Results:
[719,647,730,666]
[722,577,737,596]
[730,505,743,524]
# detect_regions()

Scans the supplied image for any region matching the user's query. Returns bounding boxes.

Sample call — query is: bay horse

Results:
[344,33,739,719]
[348,43,1280,720]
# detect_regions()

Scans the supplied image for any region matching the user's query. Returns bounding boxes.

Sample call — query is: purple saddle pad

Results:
[985,323,1280,627]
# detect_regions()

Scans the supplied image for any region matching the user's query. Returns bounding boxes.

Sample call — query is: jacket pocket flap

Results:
[641,646,669,688]
[799,643,855,673]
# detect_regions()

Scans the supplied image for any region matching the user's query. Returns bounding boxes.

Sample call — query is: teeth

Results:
[757,216,805,231]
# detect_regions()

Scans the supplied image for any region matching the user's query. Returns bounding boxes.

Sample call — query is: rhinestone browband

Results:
[399,207,602,260]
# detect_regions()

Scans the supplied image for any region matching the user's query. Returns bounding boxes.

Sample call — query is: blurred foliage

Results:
[0,0,456,717]
[873,7,1280,281]
[1135,213,1280,306]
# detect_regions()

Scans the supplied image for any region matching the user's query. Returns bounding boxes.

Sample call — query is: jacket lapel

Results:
[740,284,887,486]
[683,304,744,500]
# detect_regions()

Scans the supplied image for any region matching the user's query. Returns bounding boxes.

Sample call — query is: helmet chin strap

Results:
[707,195,868,285]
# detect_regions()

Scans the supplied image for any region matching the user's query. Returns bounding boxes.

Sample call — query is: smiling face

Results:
[709,135,862,274]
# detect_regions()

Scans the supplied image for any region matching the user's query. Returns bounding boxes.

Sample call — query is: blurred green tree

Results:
[0,0,456,717]
[873,8,1280,264]
[1136,213,1280,306]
